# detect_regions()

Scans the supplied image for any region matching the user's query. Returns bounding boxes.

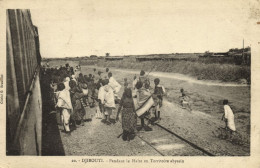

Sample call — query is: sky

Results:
[29,0,258,58]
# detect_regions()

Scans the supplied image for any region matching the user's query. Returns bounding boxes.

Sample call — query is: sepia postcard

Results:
[0,0,260,167]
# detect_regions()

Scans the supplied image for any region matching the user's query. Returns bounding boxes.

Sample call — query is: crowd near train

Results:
[41,63,236,142]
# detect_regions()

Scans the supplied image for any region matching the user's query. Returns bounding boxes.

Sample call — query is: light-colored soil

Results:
[80,66,250,156]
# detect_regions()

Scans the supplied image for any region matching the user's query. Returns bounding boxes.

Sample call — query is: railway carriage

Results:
[6,9,42,155]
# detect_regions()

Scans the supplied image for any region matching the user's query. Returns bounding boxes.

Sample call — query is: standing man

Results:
[108,72,121,100]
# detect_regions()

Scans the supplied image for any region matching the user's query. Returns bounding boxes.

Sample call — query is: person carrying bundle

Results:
[134,81,153,131]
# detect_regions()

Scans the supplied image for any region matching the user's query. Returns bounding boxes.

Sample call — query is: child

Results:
[222,99,236,133]
[153,78,165,121]
[132,75,138,97]
[124,78,129,90]
[97,79,106,119]
[103,79,116,125]
[179,88,192,111]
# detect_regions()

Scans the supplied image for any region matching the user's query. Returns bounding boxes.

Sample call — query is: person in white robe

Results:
[56,83,73,133]
[103,79,116,124]
[63,77,70,91]
[108,72,121,99]
[222,99,236,132]
[96,80,105,119]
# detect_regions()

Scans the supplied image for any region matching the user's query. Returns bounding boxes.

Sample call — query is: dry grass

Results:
[95,59,250,82]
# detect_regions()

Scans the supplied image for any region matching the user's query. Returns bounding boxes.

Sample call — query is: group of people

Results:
[116,70,166,141]
[42,63,236,141]
[42,64,124,135]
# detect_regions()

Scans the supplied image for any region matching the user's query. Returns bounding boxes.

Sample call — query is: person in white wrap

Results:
[108,72,121,99]
[222,99,236,132]
[103,79,116,124]
[97,80,106,119]
[64,77,71,91]
[56,83,73,134]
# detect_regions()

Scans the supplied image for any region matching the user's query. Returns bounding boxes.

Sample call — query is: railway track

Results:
[133,117,216,156]
[117,115,214,156]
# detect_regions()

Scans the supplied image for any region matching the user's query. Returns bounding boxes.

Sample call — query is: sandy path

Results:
[80,66,250,156]
[86,66,248,87]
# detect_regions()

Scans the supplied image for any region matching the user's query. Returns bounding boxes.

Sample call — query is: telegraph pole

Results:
[242,39,244,64]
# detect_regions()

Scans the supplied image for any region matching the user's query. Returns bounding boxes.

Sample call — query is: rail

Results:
[145,117,215,156]
[13,66,40,145]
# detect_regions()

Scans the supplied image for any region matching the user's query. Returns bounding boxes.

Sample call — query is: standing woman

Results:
[116,88,137,141]
[69,80,86,126]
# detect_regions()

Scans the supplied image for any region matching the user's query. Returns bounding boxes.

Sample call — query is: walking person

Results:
[179,88,192,111]
[116,88,137,141]
[222,99,236,133]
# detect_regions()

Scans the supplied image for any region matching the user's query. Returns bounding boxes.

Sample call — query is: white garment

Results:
[64,78,70,91]
[56,89,73,110]
[61,109,71,131]
[103,85,116,108]
[132,78,138,89]
[71,76,77,85]
[98,86,105,104]
[95,106,103,119]
[57,89,73,132]
[108,77,121,94]
[224,105,236,131]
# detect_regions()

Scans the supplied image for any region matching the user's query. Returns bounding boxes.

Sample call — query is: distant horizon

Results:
[41,46,250,59]
[30,0,256,58]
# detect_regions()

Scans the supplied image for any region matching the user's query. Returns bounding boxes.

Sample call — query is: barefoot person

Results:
[179,88,192,111]
[103,79,116,124]
[153,78,165,121]
[108,72,121,100]
[135,81,153,131]
[116,88,137,141]
[69,80,86,126]
[222,99,236,133]
[56,83,73,134]
[97,79,106,119]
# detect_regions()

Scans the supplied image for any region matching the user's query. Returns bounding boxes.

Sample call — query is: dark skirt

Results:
[121,107,137,133]
[71,100,86,121]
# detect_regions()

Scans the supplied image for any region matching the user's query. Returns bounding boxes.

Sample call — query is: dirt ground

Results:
[43,60,250,155]
[80,65,250,156]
